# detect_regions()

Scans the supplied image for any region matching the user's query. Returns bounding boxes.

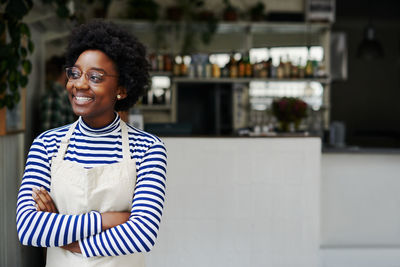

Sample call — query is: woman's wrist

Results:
[101,212,130,231]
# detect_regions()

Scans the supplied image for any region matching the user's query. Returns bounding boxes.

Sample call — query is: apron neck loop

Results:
[53,119,131,163]
[120,121,130,161]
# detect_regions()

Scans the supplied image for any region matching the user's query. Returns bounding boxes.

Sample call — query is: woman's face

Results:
[66,49,125,128]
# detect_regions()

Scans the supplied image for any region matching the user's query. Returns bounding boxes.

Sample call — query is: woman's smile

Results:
[72,95,94,105]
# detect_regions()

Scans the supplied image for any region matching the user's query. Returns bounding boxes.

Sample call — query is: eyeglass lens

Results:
[66,67,104,84]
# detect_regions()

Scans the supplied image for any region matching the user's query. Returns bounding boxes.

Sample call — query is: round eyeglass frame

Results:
[65,67,118,84]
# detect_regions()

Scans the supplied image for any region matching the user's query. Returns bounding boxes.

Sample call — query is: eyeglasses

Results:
[65,67,118,84]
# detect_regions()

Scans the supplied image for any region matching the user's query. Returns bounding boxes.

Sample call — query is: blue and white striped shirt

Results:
[16,114,167,258]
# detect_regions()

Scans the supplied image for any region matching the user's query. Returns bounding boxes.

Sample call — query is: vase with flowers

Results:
[272,97,308,132]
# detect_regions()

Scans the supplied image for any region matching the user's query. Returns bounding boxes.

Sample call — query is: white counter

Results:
[320,152,400,267]
[147,137,321,267]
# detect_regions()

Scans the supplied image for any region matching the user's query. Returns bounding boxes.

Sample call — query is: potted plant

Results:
[249,1,265,21]
[222,0,238,21]
[272,97,308,132]
[195,9,218,45]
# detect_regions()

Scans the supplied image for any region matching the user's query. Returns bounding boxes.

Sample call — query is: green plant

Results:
[249,1,265,21]
[158,0,218,54]
[222,0,238,21]
[223,0,236,12]
[0,0,34,110]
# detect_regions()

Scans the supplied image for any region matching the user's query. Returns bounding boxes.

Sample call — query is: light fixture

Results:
[357,23,384,60]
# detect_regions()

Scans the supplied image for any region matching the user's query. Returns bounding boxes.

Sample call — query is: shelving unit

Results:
[123,20,332,133]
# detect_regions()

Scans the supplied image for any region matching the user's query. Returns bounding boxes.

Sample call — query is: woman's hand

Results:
[32,187,58,213]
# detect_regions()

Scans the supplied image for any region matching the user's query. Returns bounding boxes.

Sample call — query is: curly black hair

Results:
[65,20,150,111]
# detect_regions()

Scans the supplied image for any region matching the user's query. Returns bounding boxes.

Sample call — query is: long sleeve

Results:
[16,137,103,247]
[78,141,167,257]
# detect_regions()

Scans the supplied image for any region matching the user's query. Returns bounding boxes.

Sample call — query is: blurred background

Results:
[1,0,400,266]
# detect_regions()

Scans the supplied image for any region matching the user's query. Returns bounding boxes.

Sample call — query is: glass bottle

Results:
[229,53,238,78]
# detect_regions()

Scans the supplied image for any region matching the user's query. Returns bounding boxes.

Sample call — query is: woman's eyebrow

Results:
[90,67,106,72]
[72,65,106,72]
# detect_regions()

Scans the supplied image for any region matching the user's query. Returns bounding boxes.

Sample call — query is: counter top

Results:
[322,146,400,154]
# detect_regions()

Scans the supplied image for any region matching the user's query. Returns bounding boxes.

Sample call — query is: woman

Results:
[16,21,167,266]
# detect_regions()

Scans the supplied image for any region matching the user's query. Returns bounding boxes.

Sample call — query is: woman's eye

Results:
[89,73,103,83]
[70,71,81,79]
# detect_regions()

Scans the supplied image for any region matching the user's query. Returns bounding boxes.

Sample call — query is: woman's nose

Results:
[73,75,90,89]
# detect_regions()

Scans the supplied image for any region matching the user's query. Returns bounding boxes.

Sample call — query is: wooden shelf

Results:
[150,71,173,77]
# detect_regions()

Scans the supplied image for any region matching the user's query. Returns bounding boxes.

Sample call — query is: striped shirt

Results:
[16,114,167,258]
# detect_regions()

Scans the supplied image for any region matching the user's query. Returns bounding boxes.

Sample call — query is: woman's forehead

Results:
[75,50,116,71]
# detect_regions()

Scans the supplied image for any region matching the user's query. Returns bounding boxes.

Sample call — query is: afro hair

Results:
[65,20,150,111]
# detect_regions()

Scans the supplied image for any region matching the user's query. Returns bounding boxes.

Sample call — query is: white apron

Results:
[46,120,145,267]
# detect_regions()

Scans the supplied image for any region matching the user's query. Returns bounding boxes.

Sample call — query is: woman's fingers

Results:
[40,187,58,213]
[32,188,47,211]
[32,187,58,213]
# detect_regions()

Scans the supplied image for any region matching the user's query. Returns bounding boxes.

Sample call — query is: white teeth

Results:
[75,96,92,102]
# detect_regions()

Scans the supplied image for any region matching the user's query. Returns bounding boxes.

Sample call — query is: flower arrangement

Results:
[272,97,308,132]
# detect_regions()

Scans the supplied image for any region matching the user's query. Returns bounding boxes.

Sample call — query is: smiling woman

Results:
[16,21,167,267]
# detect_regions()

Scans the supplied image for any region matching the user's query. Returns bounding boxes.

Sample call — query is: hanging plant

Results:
[249,1,265,21]
[0,0,35,110]
[222,0,238,21]
[172,0,219,54]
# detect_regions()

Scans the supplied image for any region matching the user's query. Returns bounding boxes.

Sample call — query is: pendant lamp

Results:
[357,23,384,60]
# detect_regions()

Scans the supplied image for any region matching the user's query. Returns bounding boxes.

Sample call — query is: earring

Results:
[117,94,121,100]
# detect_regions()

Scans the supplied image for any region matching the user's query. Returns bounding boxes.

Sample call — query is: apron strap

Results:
[121,121,137,190]
[54,120,79,163]
[121,121,131,161]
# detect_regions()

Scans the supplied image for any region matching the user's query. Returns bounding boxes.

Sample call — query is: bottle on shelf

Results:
[180,59,188,76]
[244,53,252,78]
[276,56,284,79]
[228,52,238,78]
[173,55,181,76]
[149,53,157,71]
[283,55,292,78]
[291,57,299,78]
[312,60,319,78]
[238,54,245,78]
[157,54,164,72]
[267,58,273,78]
[205,55,212,78]
[212,63,221,78]
[305,58,314,78]
[164,54,172,72]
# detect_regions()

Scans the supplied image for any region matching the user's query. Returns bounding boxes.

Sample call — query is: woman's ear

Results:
[117,86,127,100]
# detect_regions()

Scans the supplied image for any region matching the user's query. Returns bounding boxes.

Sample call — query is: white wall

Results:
[147,137,321,267]
[0,134,24,267]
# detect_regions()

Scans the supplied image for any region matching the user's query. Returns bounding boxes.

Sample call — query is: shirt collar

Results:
[77,112,121,136]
